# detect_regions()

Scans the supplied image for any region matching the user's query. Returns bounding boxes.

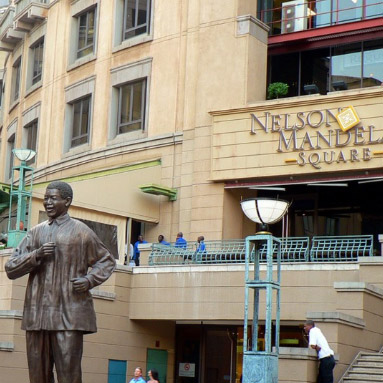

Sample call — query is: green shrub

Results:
[267,82,289,99]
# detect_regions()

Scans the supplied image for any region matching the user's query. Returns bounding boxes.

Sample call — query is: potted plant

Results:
[267,82,289,99]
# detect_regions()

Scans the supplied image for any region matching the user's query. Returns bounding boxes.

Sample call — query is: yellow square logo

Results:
[336,106,361,132]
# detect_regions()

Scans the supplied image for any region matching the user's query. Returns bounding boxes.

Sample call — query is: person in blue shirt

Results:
[158,234,170,246]
[196,236,206,252]
[133,235,148,266]
[129,367,146,383]
[175,232,187,248]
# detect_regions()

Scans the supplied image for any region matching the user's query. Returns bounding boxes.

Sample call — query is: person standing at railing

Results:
[158,234,170,246]
[133,235,148,266]
[196,236,206,253]
[304,320,335,383]
[175,232,187,248]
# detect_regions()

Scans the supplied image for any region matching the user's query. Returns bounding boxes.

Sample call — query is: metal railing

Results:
[310,235,373,261]
[149,235,374,266]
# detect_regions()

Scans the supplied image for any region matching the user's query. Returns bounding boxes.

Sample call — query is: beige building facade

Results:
[0,0,383,382]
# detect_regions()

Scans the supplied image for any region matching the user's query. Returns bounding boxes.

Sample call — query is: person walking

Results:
[304,320,335,383]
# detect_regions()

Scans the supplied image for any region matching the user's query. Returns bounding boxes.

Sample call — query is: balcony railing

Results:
[14,0,48,30]
[15,0,49,15]
[0,7,14,40]
[260,0,383,36]
[149,235,374,265]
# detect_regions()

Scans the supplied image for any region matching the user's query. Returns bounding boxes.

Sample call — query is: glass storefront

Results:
[175,324,305,383]
[258,0,383,35]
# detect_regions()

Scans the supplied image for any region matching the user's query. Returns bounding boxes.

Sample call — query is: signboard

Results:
[211,96,383,180]
[179,363,195,377]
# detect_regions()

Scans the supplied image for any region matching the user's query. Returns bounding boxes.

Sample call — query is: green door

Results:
[147,349,168,383]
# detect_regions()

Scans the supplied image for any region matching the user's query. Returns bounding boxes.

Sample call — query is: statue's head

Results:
[44,181,73,219]
[46,181,73,200]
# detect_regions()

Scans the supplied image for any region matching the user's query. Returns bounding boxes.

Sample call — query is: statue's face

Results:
[43,189,71,219]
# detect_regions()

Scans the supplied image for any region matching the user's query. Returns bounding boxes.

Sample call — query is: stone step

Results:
[345,374,383,381]
[357,362,383,368]
[351,367,383,374]
[344,380,383,383]
[360,354,383,359]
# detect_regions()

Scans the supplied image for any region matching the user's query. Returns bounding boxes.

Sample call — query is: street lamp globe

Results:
[240,198,289,233]
[13,149,36,162]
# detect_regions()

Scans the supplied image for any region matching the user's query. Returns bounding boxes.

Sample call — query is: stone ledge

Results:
[279,347,318,360]
[90,289,116,301]
[0,310,23,319]
[307,311,365,329]
[0,341,14,352]
[334,281,383,299]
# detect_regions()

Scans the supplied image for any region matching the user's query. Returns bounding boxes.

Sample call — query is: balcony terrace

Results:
[261,0,383,37]
[149,235,375,265]
[0,7,23,51]
[13,0,49,32]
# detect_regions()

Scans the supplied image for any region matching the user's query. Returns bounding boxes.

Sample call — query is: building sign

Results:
[250,105,383,170]
[179,363,195,377]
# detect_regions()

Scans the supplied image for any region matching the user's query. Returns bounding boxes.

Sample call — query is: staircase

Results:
[341,351,383,382]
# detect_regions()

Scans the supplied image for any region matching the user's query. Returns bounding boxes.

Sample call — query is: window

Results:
[7,134,15,180]
[25,120,38,165]
[123,0,150,40]
[32,39,44,85]
[258,0,383,35]
[268,39,383,96]
[109,58,151,141]
[0,80,3,107]
[71,96,91,148]
[11,58,22,103]
[117,79,146,134]
[77,8,96,59]
[69,2,99,68]
[64,76,94,154]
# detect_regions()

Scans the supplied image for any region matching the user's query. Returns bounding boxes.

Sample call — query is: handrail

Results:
[310,235,373,261]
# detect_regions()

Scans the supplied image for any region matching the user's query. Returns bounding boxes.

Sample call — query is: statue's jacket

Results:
[5,213,116,333]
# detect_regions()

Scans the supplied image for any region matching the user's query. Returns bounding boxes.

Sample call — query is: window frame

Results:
[108,58,152,143]
[5,120,17,181]
[68,0,99,70]
[31,38,44,86]
[76,7,96,59]
[63,76,95,155]
[113,0,154,52]
[24,119,38,165]
[11,57,22,104]
[70,95,91,148]
[122,0,151,41]
[117,78,146,135]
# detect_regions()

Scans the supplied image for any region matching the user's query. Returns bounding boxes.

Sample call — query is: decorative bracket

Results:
[139,184,178,201]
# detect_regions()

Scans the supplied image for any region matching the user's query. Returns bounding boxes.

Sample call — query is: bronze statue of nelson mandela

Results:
[5,181,116,383]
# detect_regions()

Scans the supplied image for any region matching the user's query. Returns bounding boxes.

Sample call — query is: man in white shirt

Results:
[304,320,335,383]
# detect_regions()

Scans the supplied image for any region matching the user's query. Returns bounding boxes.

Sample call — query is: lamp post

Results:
[240,198,289,383]
[7,149,36,248]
